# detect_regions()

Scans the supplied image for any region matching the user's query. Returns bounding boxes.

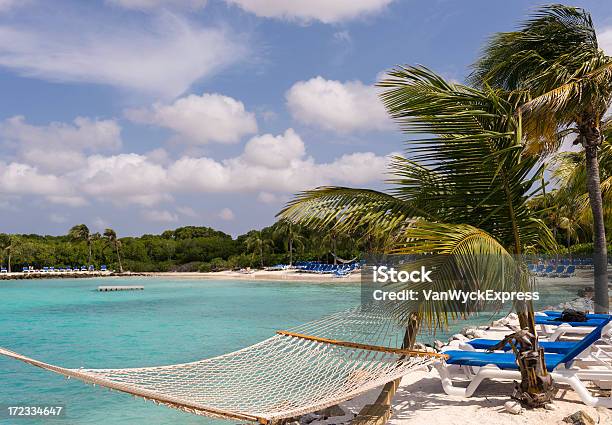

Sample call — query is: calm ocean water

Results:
[0,277,581,425]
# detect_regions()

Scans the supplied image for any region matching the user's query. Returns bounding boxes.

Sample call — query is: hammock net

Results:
[0,305,440,424]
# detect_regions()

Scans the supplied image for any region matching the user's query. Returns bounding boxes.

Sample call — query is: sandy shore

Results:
[141,269,362,283]
[310,311,612,425]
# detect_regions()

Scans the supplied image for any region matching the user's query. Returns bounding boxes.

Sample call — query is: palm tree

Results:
[103,228,123,273]
[69,224,93,265]
[552,133,612,237]
[279,66,556,405]
[0,234,13,273]
[471,4,611,313]
[244,231,273,268]
[273,220,305,266]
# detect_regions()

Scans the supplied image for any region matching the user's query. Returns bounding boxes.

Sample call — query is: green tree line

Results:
[0,222,363,273]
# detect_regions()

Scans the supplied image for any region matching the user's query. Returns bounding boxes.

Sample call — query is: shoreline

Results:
[0,269,362,283]
[1,267,605,285]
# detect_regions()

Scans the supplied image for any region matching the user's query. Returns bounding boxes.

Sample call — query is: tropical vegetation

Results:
[470,4,611,312]
[277,3,610,406]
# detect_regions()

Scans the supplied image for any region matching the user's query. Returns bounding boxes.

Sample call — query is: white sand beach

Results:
[309,310,612,425]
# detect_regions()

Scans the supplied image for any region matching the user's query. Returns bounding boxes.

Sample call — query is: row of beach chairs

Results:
[436,310,612,408]
[294,261,360,276]
[528,263,576,278]
[0,265,109,273]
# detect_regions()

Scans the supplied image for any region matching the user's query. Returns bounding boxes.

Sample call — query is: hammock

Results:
[331,253,359,264]
[0,305,442,424]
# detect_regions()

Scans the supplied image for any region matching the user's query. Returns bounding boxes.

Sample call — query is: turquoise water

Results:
[0,278,582,424]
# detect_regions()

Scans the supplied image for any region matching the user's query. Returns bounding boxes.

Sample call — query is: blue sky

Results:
[0,0,610,237]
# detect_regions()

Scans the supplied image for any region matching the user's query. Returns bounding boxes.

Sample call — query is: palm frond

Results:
[381,221,531,331]
[277,187,427,238]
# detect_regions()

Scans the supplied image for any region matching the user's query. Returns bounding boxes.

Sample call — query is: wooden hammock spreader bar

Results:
[276,331,449,359]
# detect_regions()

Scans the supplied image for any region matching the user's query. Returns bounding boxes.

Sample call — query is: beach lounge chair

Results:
[551,265,565,277]
[434,318,612,407]
[101,265,107,272]
[539,264,554,277]
[0,267,6,273]
[560,265,576,277]
[466,315,612,354]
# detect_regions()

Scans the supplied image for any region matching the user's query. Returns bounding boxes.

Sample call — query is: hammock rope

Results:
[0,305,438,424]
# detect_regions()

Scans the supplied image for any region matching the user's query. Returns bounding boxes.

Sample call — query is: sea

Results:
[0,277,584,424]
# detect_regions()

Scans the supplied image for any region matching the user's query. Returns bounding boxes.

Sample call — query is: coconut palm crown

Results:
[470,4,611,312]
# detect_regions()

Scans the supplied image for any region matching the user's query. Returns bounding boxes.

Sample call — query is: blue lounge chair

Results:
[0,267,7,273]
[435,318,612,407]
[467,315,611,354]
[101,265,107,272]
[560,265,576,277]
[539,264,554,277]
[543,311,610,320]
[535,316,607,327]
[551,265,565,277]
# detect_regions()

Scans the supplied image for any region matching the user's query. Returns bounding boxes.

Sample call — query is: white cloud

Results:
[177,206,199,217]
[225,0,393,24]
[92,217,111,231]
[106,0,207,11]
[286,76,392,133]
[333,30,351,43]
[218,207,235,221]
[0,115,122,173]
[49,213,68,223]
[0,0,29,12]
[242,128,304,168]
[600,27,612,56]
[0,162,64,194]
[257,191,279,204]
[167,131,391,193]
[0,13,247,98]
[142,209,178,223]
[0,125,391,208]
[75,154,170,206]
[126,93,257,144]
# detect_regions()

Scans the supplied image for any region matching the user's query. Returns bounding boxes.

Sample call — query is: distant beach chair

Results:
[80,266,87,271]
[101,265,107,272]
[539,264,554,277]
[88,265,94,272]
[550,264,565,277]
[435,317,612,407]
[560,265,576,277]
[0,267,7,273]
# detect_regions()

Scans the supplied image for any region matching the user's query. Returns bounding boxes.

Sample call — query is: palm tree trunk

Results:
[584,143,609,313]
[115,244,123,273]
[259,245,264,268]
[506,176,554,407]
[8,249,11,273]
[332,238,337,265]
[88,241,92,266]
[289,238,293,266]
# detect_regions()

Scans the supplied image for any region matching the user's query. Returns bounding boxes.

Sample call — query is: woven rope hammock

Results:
[0,305,443,424]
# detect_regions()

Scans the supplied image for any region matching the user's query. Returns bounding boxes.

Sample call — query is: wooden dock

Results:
[97,285,144,292]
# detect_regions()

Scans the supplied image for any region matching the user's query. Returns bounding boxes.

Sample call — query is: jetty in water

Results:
[97,286,144,292]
